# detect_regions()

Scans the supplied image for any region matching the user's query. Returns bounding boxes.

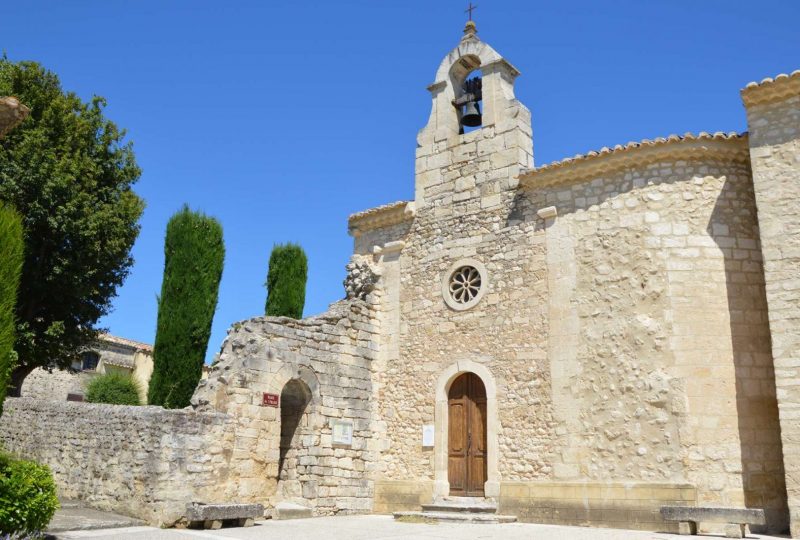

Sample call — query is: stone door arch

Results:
[434,360,499,498]
[447,372,487,496]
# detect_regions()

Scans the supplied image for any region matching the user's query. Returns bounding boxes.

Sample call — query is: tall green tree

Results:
[0,203,23,414]
[265,243,308,319]
[148,206,224,408]
[0,58,144,395]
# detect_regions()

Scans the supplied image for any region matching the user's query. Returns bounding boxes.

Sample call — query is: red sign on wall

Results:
[262,393,279,407]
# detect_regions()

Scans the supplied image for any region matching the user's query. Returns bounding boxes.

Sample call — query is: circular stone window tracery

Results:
[442,259,488,311]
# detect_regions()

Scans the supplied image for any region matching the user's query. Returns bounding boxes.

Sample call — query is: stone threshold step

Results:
[421,501,497,514]
[394,511,517,524]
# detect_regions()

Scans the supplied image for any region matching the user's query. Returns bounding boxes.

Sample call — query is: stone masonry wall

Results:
[20,367,91,401]
[744,73,800,537]
[191,297,381,516]
[366,128,786,531]
[525,143,786,532]
[0,397,236,526]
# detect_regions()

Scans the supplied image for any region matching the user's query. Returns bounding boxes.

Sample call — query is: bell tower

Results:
[414,20,533,209]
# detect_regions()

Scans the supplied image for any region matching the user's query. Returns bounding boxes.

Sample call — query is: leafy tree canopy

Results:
[0,57,144,393]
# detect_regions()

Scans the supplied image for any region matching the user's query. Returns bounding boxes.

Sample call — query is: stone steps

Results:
[421,496,497,514]
[394,511,517,524]
[394,496,516,524]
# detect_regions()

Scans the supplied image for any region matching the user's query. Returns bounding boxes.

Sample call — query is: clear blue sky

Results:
[2,1,798,362]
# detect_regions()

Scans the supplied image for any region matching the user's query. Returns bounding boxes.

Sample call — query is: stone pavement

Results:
[51,515,789,540]
[47,501,143,533]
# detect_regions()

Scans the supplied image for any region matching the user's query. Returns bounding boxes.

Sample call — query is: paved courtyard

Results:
[52,515,789,540]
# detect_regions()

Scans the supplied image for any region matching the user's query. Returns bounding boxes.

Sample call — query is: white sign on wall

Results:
[332,419,354,446]
[422,424,435,447]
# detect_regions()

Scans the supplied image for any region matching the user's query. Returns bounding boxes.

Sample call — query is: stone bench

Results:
[185,502,264,529]
[660,506,766,538]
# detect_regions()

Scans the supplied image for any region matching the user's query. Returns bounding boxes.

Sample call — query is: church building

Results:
[3,18,799,538]
[191,20,800,536]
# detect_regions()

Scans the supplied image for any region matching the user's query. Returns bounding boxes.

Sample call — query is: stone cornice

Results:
[519,132,749,189]
[741,70,800,107]
[348,201,415,236]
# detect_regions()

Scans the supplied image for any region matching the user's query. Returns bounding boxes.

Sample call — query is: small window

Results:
[80,351,99,371]
[66,393,85,402]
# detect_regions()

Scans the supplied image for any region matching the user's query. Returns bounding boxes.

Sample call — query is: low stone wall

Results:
[0,397,236,526]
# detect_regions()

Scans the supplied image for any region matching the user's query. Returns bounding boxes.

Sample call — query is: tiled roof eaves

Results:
[519,132,748,189]
[99,333,153,353]
[741,70,800,107]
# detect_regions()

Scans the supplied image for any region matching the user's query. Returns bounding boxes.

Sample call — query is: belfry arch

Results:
[434,360,500,498]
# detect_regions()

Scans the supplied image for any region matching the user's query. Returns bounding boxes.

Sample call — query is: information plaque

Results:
[422,424,434,447]
[332,419,354,446]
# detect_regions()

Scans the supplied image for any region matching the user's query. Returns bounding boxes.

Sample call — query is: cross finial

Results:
[465,2,477,21]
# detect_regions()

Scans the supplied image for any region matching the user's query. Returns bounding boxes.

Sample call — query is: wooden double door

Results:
[447,372,487,496]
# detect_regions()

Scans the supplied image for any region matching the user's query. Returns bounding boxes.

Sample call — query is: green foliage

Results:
[0,451,58,535]
[0,204,23,415]
[265,243,308,319]
[0,58,145,391]
[148,206,224,409]
[85,372,141,405]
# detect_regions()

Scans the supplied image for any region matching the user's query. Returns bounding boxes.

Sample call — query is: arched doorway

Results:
[448,372,487,497]
[278,379,312,493]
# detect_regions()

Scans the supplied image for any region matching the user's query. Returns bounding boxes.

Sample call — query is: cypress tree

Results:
[0,203,23,415]
[265,243,308,319]
[148,205,224,408]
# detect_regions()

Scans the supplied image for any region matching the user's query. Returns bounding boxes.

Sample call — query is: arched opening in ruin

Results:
[278,379,312,486]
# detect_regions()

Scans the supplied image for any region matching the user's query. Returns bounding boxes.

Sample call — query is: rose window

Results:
[449,266,482,304]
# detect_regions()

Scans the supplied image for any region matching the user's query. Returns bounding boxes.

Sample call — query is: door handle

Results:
[467,432,471,453]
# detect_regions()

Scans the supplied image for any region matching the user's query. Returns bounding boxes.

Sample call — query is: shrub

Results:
[85,372,141,405]
[0,452,58,535]
[265,243,308,319]
[148,206,224,409]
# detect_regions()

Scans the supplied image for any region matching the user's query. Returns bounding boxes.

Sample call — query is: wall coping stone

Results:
[348,201,414,236]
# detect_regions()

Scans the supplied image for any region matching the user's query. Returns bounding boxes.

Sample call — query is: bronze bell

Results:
[461,99,482,127]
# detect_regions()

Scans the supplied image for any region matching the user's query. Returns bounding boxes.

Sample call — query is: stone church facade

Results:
[2,21,799,537]
[189,22,800,534]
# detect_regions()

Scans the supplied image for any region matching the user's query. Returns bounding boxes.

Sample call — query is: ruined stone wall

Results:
[191,298,381,516]
[743,72,800,537]
[0,397,235,526]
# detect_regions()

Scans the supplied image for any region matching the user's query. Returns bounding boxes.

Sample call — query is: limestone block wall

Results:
[521,135,786,532]
[0,397,235,525]
[743,71,800,537]
[191,297,381,516]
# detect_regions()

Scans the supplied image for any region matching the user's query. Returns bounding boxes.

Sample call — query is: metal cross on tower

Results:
[465,2,477,21]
